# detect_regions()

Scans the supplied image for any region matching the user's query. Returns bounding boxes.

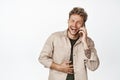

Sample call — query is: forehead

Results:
[69,14,83,22]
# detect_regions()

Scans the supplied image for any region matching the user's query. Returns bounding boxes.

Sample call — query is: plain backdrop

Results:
[0,0,120,80]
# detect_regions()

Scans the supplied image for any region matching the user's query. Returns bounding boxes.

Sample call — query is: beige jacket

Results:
[38,30,99,80]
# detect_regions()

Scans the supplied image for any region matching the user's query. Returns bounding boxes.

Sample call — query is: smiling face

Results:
[68,14,84,39]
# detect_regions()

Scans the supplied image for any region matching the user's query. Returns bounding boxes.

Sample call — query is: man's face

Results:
[68,14,84,36]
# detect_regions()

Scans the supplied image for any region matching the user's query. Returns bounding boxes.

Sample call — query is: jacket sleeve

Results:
[84,38,100,71]
[38,34,54,68]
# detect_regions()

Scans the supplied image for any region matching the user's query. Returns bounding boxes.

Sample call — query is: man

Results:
[38,7,99,80]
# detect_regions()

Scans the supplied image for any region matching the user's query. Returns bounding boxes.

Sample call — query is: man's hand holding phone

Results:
[79,26,87,43]
[79,26,89,50]
[79,26,91,59]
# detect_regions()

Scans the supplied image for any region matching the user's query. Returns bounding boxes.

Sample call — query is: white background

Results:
[0,0,120,80]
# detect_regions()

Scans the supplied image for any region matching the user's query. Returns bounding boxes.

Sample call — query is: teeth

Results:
[71,28,76,30]
[72,28,77,29]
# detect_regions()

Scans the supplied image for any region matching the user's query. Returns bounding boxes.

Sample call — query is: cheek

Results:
[68,23,72,27]
[68,22,72,26]
[77,24,83,28]
[76,25,81,29]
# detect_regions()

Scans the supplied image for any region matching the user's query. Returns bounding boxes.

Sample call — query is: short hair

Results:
[69,7,88,22]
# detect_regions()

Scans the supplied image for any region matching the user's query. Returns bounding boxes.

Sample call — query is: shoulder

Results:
[87,37,94,42]
[46,30,65,41]
[50,30,65,38]
[87,37,95,47]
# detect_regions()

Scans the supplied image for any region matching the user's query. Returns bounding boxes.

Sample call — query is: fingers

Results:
[79,27,87,38]
[67,67,74,74]
[66,65,74,74]
[61,61,74,74]
[64,61,72,65]
[69,65,73,68]
[79,27,87,35]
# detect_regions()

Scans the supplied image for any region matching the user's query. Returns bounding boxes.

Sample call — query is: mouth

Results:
[71,27,78,31]
[68,27,79,35]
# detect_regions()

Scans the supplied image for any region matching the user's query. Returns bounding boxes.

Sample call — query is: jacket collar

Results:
[63,29,82,44]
